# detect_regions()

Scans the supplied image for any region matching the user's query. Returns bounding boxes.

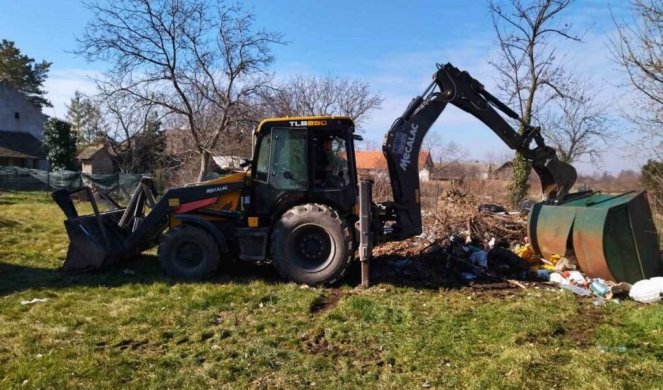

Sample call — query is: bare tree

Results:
[77,0,283,181]
[610,0,663,194]
[99,89,166,173]
[541,79,612,165]
[484,151,514,167]
[423,131,463,167]
[489,0,581,206]
[259,74,383,131]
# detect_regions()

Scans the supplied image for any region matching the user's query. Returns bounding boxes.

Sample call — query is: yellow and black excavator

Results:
[53,63,661,285]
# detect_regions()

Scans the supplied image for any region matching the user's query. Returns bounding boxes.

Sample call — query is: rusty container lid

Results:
[528,191,661,283]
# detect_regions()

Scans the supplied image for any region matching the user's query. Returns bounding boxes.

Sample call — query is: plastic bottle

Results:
[590,279,610,297]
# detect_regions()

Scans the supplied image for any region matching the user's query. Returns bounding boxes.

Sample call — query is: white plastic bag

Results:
[629,279,663,304]
[549,272,570,286]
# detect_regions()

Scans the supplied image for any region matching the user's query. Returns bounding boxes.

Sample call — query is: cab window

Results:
[254,132,271,182]
[313,134,350,188]
[269,128,308,190]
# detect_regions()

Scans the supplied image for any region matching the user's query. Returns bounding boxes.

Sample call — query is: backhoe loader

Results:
[53,63,661,285]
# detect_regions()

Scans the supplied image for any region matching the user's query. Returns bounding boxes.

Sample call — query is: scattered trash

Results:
[629,278,663,303]
[371,195,659,305]
[20,298,49,305]
[488,247,530,274]
[562,285,592,297]
[598,345,628,353]
[507,279,528,290]
[513,244,539,263]
[469,250,488,268]
[566,271,586,285]
[610,282,632,296]
[533,269,551,281]
[551,255,578,272]
[478,204,507,214]
[549,272,570,286]
[590,279,610,297]
[460,272,477,282]
[391,258,413,272]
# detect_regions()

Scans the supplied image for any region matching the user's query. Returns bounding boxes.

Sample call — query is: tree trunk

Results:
[510,123,533,208]
[197,151,210,182]
[509,151,531,207]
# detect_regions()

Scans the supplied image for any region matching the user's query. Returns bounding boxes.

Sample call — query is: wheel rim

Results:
[287,224,335,272]
[174,239,206,269]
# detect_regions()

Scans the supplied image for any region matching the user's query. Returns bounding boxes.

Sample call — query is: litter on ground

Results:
[370,191,660,304]
[20,298,49,305]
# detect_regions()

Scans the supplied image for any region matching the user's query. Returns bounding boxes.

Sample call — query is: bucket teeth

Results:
[533,157,577,202]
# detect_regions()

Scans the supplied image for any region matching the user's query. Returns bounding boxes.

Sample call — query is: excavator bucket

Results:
[532,156,577,201]
[529,191,662,283]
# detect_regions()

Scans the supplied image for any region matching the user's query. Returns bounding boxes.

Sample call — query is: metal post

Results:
[358,179,373,288]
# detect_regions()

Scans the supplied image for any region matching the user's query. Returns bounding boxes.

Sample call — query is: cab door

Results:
[252,128,309,217]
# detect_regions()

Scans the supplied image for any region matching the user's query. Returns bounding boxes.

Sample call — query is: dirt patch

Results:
[514,302,608,348]
[301,328,333,354]
[309,289,343,314]
[112,338,149,350]
[0,217,20,228]
[563,304,606,347]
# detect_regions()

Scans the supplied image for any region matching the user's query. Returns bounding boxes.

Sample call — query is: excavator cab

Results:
[249,117,359,220]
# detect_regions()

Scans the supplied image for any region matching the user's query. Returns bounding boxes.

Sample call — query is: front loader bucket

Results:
[60,212,129,272]
[53,188,131,273]
[529,191,662,283]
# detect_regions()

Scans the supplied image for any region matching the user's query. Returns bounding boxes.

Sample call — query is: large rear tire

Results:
[158,225,221,280]
[271,203,354,285]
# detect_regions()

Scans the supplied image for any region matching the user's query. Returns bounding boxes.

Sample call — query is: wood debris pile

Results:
[373,191,528,258]
[429,192,528,247]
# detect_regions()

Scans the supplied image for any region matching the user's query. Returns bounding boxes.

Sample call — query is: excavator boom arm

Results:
[380,63,577,241]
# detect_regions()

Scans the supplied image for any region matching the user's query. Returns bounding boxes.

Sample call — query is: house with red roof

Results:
[354,150,434,182]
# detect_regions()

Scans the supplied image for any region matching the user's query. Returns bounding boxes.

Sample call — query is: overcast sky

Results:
[0,0,643,174]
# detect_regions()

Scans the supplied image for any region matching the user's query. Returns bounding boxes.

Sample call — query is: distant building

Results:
[355,150,434,182]
[0,81,47,169]
[431,162,496,182]
[492,161,513,180]
[78,144,116,175]
[492,160,540,182]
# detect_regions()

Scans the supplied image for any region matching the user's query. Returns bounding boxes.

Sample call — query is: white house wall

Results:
[0,82,47,139]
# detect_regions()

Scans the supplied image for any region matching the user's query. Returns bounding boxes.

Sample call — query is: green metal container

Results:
[528,191,662,283]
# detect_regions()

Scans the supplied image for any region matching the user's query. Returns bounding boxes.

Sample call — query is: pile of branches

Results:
[427,191,527,247]
[372,190,528,258]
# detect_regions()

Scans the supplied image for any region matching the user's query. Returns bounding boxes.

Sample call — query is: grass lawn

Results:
[1,191,662,389]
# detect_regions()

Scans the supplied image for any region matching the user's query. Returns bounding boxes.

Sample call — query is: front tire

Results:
[271,203,353,285]
[158,225,221,280]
